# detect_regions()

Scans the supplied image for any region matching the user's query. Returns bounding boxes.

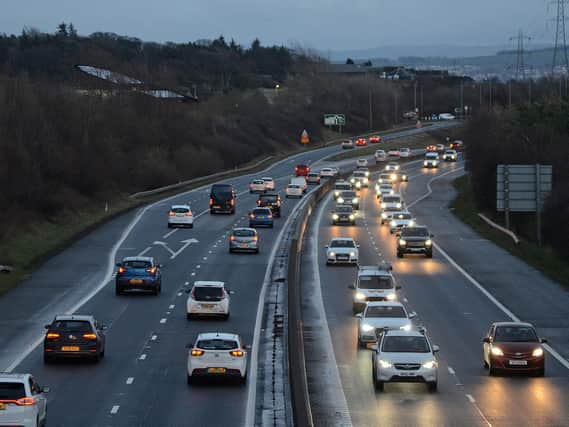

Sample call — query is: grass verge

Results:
[451,175,569,288]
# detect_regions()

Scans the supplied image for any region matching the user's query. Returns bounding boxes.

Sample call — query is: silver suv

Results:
[350,264,401,311]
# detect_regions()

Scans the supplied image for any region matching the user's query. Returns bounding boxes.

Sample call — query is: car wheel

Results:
[534,368,545,377]
[187,374,194,385]
[186,313,193,320]
[397,252,403,258]
[374,378,384,392]
[229,248,234,254]
[115,287,123,296]
[270,224,274,228]
[240,374,247,385]
[483,358,489,369]
[427,381,438,392]
[426,251,433,259]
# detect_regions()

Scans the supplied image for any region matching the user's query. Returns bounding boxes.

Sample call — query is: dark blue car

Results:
[249,207,274,228]
[115,256,162,295]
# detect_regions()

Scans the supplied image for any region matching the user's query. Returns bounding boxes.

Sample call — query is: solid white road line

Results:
[110,405,120,415]
[466,394,476,403]
[151,335,158,341]
[162,228,178,239]
[448,366,456,375]
[406,167,464,208]
[169,305,175,310]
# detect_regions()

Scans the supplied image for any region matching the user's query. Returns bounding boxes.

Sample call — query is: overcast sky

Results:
[1,0,551,50]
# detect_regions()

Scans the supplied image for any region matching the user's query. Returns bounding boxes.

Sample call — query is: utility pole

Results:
[460,81,464,118]
[551,0,569,74]
[510,30,531,80]
[414,80,418,112]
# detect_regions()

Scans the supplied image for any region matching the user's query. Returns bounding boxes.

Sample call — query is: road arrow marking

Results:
[170,238,199,259]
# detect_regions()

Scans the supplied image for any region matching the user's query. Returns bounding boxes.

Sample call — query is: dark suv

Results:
[257,193,281,217]
[397,226,434,258]
[43,315,106,363]
[115,256,162,295]
[210,183,236,214]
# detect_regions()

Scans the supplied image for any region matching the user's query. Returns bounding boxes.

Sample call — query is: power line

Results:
[510,30,531,79]
[551,0,569,74]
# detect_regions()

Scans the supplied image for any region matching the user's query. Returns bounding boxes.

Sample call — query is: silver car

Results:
[229,227,259,253]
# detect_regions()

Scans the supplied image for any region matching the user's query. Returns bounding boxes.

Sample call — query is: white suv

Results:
[423,153,439,168]
[356,301,415,347]
[187,332,248,384]
[350,264,401,311]
[0,373,49,427]
[371,329,439,392]
[186,281,230,320]
[168,204,194,228]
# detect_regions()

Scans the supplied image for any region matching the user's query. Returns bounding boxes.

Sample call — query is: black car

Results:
[44,315,106,363]
[257,193,281,217]
[210,183,236,214]
[332,205,356,225]
[397,226,434,258]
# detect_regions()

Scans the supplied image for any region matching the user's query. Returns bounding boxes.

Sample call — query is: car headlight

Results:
[334,191,339,197]
[349,251,356,257]
[395,166,399,170]
[389,190,394,195]
[337,197,344,204]
[379,359,392,369]
[386,293,396,301]
[402,175,407,180]
[329,252,336,257]
[409,220,415,226]
[352,198,359,204]
[422,360,437,369]
[332,214,339,220]
[400,324,411,331]
[532,348,544,357]
[381,203,386,208]
[424,161,428,166]
[350,178,355,183]
[363,178,369,184]
[365,171,370,177]
[361,323,375,332]
[396,203,402,208]
[381,213,387,219]
[390,174,396,180]
[434,161,438,165]
[390,220,396,227]
[356,182,361,188]
[349,214,355,220]
[355,292,366,301]
[491,346,504,356]
[375,185,380,192]
[399,239,407,245]
[425,239,432,246]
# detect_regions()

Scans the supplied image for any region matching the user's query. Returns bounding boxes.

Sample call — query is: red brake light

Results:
[191,349,204,356]
[252,236,258,242]
[168,211,175,217]
[268,214,273,219]
[230,350,244,357]
[185,212,193,217]
[83,333,97,340]
[209,198,213,206]
[257,200,261,206]
[16,397,36,406]
[249,213,254,219]
[230,199,235,206]
[46,332,60,339]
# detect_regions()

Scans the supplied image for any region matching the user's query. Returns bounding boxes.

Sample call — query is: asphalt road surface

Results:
[305,155,569,427]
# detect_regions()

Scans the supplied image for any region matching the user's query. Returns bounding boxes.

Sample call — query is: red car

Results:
[355,138,367,147]
[483,322,546,376]
[369,135,381,144]
[295,164,310,176]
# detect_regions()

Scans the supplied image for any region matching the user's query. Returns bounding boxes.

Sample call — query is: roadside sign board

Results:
[300,129,310,145]
[496,165,552,212]
[324,114,346,126]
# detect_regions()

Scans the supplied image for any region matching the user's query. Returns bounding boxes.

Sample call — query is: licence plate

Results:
[62,346,80,352]
[509,360,528,366]
[239,243,249,248]
[208,367,226,374]
[201,304,214,309]
[213,205,220,209]
[399,372,417,376]
[129,279,143,284]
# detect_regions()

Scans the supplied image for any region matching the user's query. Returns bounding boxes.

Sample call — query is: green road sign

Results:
[324,114,346,126]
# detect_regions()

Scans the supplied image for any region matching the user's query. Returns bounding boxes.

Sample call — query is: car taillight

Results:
[147,267,157,274]
[83,333,98,340]
[268,214,273,219]
[249,214,254,219]
[168,211,175,217]
[191,349,204,356]
[257,200,261,206]
[185,212,193,217]
[252,236,258,242]
[16,397,36,406]
[230,235,235,241]
[209,198,213,206]
[230,350,244,357]
[230,199,235,206]
[46,332,60,339]
[118,266,126,273]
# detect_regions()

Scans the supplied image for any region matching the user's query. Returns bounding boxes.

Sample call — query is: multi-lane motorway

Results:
[0,122,456,426]
[304,154,569,426]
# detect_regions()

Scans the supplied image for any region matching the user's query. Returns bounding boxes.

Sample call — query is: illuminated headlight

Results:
[332,214,339,220]
[379,359,392,369]
[381,213,387,219]
[396,203,402,208]
[390,220,396,227]
[532,348,544,357]
[375,185,380,192]
[424,161,428,166]
[355,292,366,301]
[379,179,384,183]
[434,161,438,165]
[425,239,432,246]
[361,323,375,332]
[386,293,396,301]
[390,174,396,180]
[422,360,437,369]
[334,191,340,197]
[402,175,407,180]
[349,251,356,257]
[352,198,359,204]
[349,214,355,220]
[381,203,386,208]
[399,239,407,246]
[389,190,394,195]
[491,346,504,356]
[400,324,412,331]
[363,178,369,184]
[355,182,361,188]
[409,220,415,226]
[395,165,399,170]
[329,252,336,257]
[350,178,355,183]
[451,155,456,159]
[337,197,344,204]
[365,171,370,177]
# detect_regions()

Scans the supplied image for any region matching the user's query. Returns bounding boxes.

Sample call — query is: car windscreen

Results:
[394,213,412,220]
[52,320,93,332]
[383,197,400,203]
[365,306,406,318]
[330,240,355,248]
[193,287,224,301]
[359,276,393,290]
[380,175,391,180]
[494,326,539,342]
[233,229,256,237]
[171,207,189,213]
[354,171,366,177]
[123,260,152,269]
[401,228,428,237]
[341,191,356,198]
[380,184,393,189]
[197,339,238,350]
[382,336,430,353]
[253,208,270,215]
[445,151,455,155]
[252,180,264,184]
[426,154,438,159]
[335,206,353,213]
[336,183,351,190]
[0,383,26,400]
[260,195,278,202]
[211,186,233,198]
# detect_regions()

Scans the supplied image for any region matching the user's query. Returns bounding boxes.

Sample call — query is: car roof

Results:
[252,179,264,183]
[331,237,355,242]
[392,211,411,216]
[384,329,425,338]
[122,256,153,262]
[196,332,239,341]
[0,373,31,381]
[262,177,273,180]
[493,321,534,328]
[232,227,257,233]
[193,281,225,288]
[358,265,392,276]
[254,207,272,211]
[53,314,94,322]
[384,193,402,198]
[334,204,353,209]
[171,204,190,209]
[366,301,404,308]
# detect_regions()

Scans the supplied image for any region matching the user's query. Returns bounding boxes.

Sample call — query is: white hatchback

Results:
[319,168,335,178]
[286,184,303,198]
[0,373,49,427]
[249,179,266,193]
[326,237,359,265]
[186,281,230,320]
[168,205,194,228]
[187,333,248,384]
[262,177,275,190]
[356,301,415,347]
[356,158,368,167]
[399,148,411,158]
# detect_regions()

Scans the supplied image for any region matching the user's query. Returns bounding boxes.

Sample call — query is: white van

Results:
[290,176,307,193]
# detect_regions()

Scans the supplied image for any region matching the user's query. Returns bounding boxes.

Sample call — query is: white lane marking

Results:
[137,246,152,257]
[245,188,317,426]
[151,335,157,341]
[434,242,569,371]
[162,228,178,239]
[169,305,175,310]
[448,366,456,375]
[208,250,213,254]
[191,272,196,276]
[177,292,183,297]
[203,257,207,261]
[196,265,201,269]
[110,405,120,415]
[406,167,464,208]
[126,377,134,385]
[170,239,200,260]
[184,281,189,285]
[160,318,167,324]
[139,354,147,360]
[466,394,476,403]
[310,192,354,426]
